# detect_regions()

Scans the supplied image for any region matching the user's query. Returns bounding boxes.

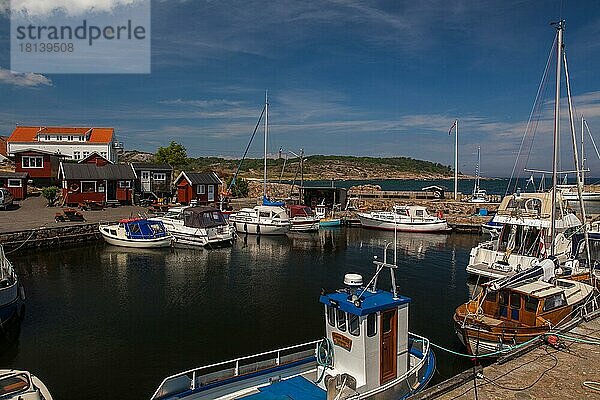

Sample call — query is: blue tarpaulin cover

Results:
[241,376,325,400]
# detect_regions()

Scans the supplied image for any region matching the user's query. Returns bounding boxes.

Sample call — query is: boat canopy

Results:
[183,207,226,228]
[288,205,314,217]
[122,219,169,239]
[320,288,411,317]
[263,196,285,207]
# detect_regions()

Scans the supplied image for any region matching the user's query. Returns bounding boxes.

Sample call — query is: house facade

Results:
[0,136,7,162]
[13,148,68,186]
[0,172,28,200]
[59,154,136,206]
[7,126,119,163]
[131,163,173,199]
[174,171,222,205]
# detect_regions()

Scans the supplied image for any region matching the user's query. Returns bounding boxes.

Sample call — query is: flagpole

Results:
[454,119,458,200]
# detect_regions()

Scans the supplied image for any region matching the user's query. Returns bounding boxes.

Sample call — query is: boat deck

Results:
[240,376,325,400]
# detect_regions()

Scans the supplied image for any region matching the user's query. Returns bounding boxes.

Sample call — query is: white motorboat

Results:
[154,206,233,248]
[151,244,436,400]
[99,218,173,248]
[0,369,53,400]
[557,184,600,201]
[0,246,25,328]
[358,205,450,233]
[229,205,291,235]
[288,205,320,232]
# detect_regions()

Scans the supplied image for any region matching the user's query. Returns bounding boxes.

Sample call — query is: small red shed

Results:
[0,172,29,200]
[174,171,222,205]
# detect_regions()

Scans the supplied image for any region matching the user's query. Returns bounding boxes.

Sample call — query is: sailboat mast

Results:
[264,91,268,200]
[581,115,585,187]
[454,120,459,200]
[550,21,564,256]
[475,146,481,195]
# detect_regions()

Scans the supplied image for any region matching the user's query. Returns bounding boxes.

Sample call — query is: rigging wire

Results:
[507,35,557,196]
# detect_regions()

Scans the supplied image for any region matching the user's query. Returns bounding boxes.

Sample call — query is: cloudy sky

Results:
[1,0,600,177]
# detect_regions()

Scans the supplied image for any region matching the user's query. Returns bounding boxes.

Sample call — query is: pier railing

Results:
[151,339,321,399]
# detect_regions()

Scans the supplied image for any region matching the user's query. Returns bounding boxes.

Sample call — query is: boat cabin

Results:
[319,274,412,394]
[117,218,169,240]
[182,207,227,228]
[288,205,314,218]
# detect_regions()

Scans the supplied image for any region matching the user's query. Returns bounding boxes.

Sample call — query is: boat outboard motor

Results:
[325,373,357,400]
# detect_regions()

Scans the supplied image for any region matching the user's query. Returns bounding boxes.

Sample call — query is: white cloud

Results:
[159,98,242,108]
[0,68,52,87]
[10,0,143,17]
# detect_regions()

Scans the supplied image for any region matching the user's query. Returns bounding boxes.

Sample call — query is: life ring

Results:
[70,182,80,192]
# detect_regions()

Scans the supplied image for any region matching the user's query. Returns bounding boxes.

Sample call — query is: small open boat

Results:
[454,260,598,356]
[358,205,450,233]
[151,245,436,399]
[0,369,53,400]
[99,218,173,248]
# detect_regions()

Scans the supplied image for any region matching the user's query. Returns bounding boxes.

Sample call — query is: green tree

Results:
[225,176,249,197]
[41,186,60,207]
[155,141,188,167]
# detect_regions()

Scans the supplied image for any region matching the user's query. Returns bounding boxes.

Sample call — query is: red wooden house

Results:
[13,148,69,187]
[59,153,136,206]
[174,171,222,205]
[0,172,28,200]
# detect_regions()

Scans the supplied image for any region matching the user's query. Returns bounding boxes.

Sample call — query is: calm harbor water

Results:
[4,228,483,400]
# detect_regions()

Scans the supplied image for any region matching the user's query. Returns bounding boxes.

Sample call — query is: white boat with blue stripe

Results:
[151,248,435,400]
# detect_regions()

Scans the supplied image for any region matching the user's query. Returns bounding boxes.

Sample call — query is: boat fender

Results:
[70,183,80,192]
[544,334,565,349]
[257,224,261,235]
[437,211,444,219]
[19,286,25,301]
[244,223,247,233]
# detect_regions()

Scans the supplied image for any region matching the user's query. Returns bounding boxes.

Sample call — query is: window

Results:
[197,184,205,194]
[382,311,393,333]
[22,156,43,168]
[499,290,509,306]
[153,172,166,181]
[543,294,567,312]
[485,292,497,302]
[78,136,85,141]
[259,211,271,218]
[82,151,90,158]
[100,152,108,158]
[81,181,97,192]
[68,135,74,141]
[367,313,377,337]
[349,314,360,336]
[56,135,63,141]
[73,151,81,160]
[43,135,51,141]
[118,181,131,188]
[327,305,336,327]
[524,296,539,313]
[7,179,21,188]
[336,309,347,331]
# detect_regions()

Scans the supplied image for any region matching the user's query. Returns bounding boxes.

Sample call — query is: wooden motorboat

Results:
[358,205,450,233]
[454,260,597,356]
[0,369,53,400]
[151,244,436,400]
[99,218,173,248]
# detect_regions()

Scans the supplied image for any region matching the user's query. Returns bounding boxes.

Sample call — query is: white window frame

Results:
[56,135,62,141]
[7,179,21,188]
[68,135,74,141]
[22,156,43,169]
[73,151,81,160]
[118,181,132,188]
[81,181,97,192]
[197,184,205,194]
[78,136,85,141]
[82,151,90,159]
[153,172,166,181]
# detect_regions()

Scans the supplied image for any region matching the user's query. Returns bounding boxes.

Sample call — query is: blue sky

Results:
[1,0,600,177]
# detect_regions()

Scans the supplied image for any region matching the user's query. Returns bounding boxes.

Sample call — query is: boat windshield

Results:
[497,225,543,257]
[395,208,409,216]
[184,209,226,228]
[0,373,30,395]
[163,211,183,219]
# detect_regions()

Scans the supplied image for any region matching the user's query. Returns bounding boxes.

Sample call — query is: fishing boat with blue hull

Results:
[0,246,25,330]
[151,249,435,400]
[99,218,173,248]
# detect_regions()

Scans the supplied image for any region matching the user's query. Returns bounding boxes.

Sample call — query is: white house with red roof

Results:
[6,126,119,163]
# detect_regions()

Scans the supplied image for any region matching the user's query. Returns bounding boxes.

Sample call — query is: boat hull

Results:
[320,219,342,227]
[230,220,290,235]
[358,214,450,233]
[289,220,320,232]
[100,232,173,248]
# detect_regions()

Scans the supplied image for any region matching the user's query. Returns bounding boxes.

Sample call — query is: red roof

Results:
[7,126,114,144]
